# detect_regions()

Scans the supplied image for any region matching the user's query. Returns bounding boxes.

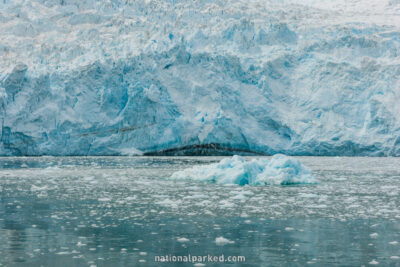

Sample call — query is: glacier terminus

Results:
[1,0,400,156]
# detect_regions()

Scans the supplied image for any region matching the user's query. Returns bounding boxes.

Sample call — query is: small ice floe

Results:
[177,237,190,243]
[156,199,181,208]
[285,227,294,231]
[30,185,48,192]
[389,241,398,245]
[369,260,379,265]
[170,154,316,186]
[56,251,70,255]
[390,256,399,260]
[369,233,379,238]
[215,237,235,245]
[299,193,318,198]
[219,200,235,209]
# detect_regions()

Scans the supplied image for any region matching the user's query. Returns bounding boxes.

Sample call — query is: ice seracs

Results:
[1,0,400,156]
[170,154,316,186]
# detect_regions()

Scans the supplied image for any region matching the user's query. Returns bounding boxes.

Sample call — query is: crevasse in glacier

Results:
[0,0,400,156]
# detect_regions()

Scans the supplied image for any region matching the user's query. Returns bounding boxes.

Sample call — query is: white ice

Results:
[170,154,316,186]
[1,0,400,156]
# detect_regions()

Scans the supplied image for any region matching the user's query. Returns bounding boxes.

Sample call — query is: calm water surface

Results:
[0,156,400,266]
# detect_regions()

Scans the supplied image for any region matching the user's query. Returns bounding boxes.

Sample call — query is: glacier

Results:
[170,154,316,186]
[1,0,400,156]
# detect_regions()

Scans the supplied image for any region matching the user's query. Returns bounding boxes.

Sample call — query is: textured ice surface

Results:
[170,154,316,185]
[1,0,400,155]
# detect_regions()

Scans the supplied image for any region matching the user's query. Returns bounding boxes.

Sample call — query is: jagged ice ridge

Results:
[170,154,316,185]
[1,0,400,156]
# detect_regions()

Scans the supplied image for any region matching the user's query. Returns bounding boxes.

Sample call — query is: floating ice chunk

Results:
[177,237,190,243]
[156,198,181,208]
[76,242,86,247]
[370,233,379,238]
[369,260,379,265]
[215,237,235,245]
[170,154,316,186]
[56,251,71,255]
[257,154,315,185]
[98,198,111,202]
[31,185,48,191]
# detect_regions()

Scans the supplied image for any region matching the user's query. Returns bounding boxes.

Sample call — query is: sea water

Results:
[0,156,399,266]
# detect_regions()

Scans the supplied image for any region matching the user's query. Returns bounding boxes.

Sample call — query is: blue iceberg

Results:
[170,154,316,186]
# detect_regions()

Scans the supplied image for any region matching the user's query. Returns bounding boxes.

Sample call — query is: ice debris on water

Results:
[369,233,379,238]
[215,237,235,246]
[170,154,316,186]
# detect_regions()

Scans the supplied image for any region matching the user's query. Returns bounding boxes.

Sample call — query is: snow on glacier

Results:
[1,0,400,155]
[170,154,316,185]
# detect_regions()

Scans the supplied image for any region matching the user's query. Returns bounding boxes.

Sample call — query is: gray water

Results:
[0,156,399,266]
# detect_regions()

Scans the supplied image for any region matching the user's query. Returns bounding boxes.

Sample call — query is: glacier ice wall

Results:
[1,0,400,156]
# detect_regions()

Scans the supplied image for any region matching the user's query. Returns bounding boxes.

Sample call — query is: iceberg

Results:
[170,154,316,186]
[1,0,400,156]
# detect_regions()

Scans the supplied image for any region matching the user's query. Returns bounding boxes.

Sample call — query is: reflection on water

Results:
[0,157,400,266]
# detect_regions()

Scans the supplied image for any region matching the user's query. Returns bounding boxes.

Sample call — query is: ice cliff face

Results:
[1,0,400,156]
